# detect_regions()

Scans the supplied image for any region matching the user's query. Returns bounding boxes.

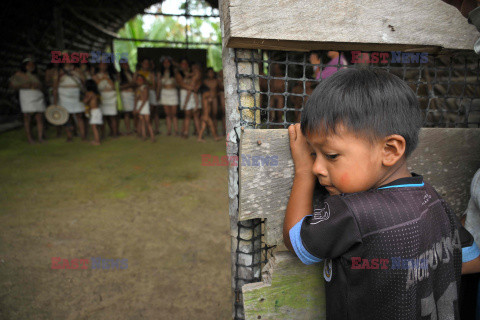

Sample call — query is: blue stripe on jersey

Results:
[378,182,425,190]
[289,216,323,265]
[462,241,480,263]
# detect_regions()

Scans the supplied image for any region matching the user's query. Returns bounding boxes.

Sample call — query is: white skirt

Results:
[137,100,150,115]
[100,91,117,116]
[160,88,179,106]
[121,91,135,112]
[58,87,84,114]
[89,108,103,125]
[19,89,46,113]
[180,89,199,111]
[149,90,157,106]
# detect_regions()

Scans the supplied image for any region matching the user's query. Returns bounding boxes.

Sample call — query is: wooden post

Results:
[222,48,263,318]
[221,0,263,317]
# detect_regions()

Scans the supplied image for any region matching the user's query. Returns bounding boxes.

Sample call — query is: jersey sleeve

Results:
[452,211,479,262]
[462,241,480,263]
[289,196,362,265]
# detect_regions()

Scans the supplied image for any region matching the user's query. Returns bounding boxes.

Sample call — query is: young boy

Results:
[283,68,480,319]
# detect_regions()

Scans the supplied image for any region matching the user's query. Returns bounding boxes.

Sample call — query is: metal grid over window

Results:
[232,219,274,320]
[235,49,480,128]
[231,48,480,319]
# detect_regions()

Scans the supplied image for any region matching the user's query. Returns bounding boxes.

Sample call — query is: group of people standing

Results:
[9,56,226,145]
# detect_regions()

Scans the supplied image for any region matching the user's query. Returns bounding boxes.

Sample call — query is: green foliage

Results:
[113,1,222,72]
[207,45,222,71]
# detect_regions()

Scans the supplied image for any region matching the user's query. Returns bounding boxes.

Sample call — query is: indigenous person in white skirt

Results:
[136,58,159,135]
[133,75,155,142]
[189,63,203,137]
[44,63,59,105]
[198,67,221,142]
[151,60,161,135]
[79,63,93,81]
[119,62,136,135]
[176,59,200,139]
[158,57,179,136]
[44,63,62,137]
[9,57,46,144]
[54,62,87,141]
[94,62,118,137]
[83,80,102,146]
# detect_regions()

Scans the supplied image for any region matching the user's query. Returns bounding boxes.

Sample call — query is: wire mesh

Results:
[231,48,480,319]
[235,49,480,129]
[233,219,274,320]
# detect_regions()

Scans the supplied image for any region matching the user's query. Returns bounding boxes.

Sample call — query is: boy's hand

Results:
[288,124,315,177]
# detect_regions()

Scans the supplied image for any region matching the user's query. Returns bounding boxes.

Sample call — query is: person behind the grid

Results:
[283,68,480,319]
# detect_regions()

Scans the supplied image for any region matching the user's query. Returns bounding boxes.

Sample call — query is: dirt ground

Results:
[0,123,232,320]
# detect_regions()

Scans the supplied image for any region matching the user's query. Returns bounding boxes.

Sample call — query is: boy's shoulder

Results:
[338,174,436,206]
[330,176,448,237]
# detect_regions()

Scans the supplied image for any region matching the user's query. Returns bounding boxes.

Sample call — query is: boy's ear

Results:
[382,134,406,167]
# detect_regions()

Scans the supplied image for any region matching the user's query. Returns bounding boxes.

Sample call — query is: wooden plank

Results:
[238,129,295,248]
[239,128,480,246]
[222,0,479,53]
[242,251,326,320]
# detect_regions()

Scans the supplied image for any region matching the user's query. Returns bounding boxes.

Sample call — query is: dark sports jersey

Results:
[289,175,477,320]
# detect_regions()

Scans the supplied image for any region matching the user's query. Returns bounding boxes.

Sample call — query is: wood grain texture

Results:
[223,0,479,52]
[239,128,480,246]
[242,251,326,320]
[239,129,293,246]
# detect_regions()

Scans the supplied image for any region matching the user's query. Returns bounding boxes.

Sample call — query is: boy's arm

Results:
[283,124,362,264]
[460,210,480,274]
[462,256,480,274]
[283,125,316,252]
[461,236,480,274]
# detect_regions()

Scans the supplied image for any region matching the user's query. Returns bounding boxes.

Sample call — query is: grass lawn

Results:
[0,124,231,320]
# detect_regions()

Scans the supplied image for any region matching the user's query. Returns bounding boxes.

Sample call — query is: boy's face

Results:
[306,125,385,196]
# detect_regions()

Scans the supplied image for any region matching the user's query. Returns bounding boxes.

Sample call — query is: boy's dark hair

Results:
[301,68,422,157]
